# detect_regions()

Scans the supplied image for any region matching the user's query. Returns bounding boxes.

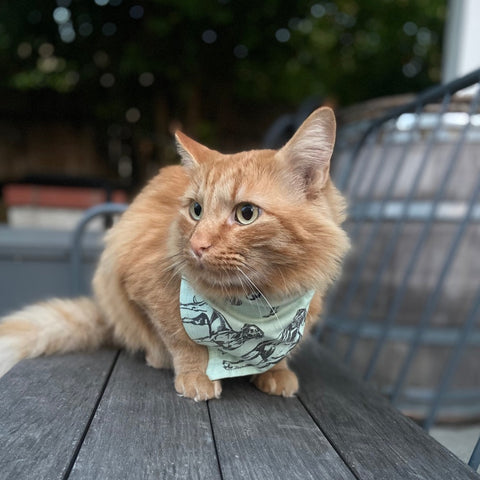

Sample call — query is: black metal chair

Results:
[321,68,480,470]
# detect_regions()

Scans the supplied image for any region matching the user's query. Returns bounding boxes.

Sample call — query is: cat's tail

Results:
[0,297,112,377]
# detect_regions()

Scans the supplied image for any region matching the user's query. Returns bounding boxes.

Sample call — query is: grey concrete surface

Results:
[430,423,480,470]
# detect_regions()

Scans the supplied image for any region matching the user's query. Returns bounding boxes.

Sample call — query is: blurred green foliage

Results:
[0,0,446,142]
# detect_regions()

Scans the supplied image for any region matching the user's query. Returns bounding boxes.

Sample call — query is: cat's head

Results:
[172,107,350,300]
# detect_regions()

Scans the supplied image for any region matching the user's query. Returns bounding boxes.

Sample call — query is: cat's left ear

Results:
[175,131,212,169]
[276,106,336,193]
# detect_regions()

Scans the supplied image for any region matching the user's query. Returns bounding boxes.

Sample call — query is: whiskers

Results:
[160,249,242,299]
[161,248,286,331]
[235,266,282,327]
[160,252,187,289]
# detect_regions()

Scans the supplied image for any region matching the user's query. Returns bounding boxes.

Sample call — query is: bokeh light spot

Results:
[202,30,217,44]
[53,7,70,24]
[39,43,55,58]
[17,42,32,59]
[79,22,93,37]
[129,6,144,19]
[233,44,248,59]
[59,23,76,43]
[118,156,132,178]
[100,73,115,87]
[403,21,418,36]
[311,4,326,18]
[126,107,141,123]
[139,72,155,87]
[275,28,290,43]
[93,50,109,68]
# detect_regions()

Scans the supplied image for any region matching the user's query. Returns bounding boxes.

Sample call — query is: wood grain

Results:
[68,351,221,480]
[209,377,356,480]
[0,350,117,480]
[2,340,477,479]
[292,338,480,480]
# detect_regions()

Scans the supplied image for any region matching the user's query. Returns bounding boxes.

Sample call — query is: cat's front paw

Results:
[175,372,222,401]
[253,368,299,397]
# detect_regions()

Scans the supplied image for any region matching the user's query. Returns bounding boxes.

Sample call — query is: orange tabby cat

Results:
[0,107,349,400]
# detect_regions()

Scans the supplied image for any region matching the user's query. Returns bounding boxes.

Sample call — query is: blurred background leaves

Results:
[0,0,446,186]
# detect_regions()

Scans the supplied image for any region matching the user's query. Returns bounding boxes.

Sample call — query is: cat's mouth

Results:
[183,258,264,298]
[186,265,244,290]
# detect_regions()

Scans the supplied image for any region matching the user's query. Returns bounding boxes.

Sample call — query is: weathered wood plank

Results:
[3,338,475,480]
[0,350,117,480]
[292,339,480,480]
[68,351,221,480]
[208,377,356,480]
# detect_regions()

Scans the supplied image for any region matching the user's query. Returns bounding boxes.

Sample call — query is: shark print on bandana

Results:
[180,278,315,380]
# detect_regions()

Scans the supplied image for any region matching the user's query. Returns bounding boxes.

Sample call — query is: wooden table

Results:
[1,339,478,480]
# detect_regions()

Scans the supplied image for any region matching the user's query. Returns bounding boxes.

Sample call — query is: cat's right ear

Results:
[175,131,211,169]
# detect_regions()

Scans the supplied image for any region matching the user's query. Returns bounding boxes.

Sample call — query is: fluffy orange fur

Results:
[0,107,349,400]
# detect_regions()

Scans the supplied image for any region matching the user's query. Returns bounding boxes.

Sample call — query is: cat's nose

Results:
[192,245,210,258]
[190,236,212,259]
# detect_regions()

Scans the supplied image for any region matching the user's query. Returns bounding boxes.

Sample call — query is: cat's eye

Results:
[189,201,202,221]
[235,203,260,225]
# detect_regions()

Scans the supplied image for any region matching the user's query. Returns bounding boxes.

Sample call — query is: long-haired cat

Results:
[0,107,349,401]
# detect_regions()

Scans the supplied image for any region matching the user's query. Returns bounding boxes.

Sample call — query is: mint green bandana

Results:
[180,278,315,381]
